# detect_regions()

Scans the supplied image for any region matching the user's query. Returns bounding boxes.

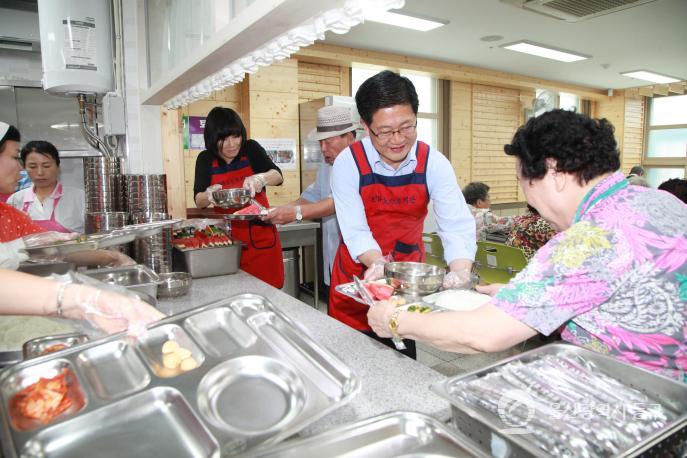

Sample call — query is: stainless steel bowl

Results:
[157,272,192,298]
[212,188,251,208]
[384,262,445,296]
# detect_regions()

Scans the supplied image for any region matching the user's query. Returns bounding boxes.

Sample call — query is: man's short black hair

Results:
[629,165,645,176]
[0,124,20,154]
[504,109,620,184]
[21,140,61,166]
[463,182,490,206]
[658,178,687,204]
[355,70,419,126]
[203,107,247,160]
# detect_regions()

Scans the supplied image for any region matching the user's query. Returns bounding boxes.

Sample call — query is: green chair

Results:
[422,233,447,269]
[474,241,527,284]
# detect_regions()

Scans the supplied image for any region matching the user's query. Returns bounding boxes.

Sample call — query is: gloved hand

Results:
[442,268,476,290]
[0,239,29,270]
[363,255,393,282]
[23,231,80,247]
[104,250,136,267]
[205,184,223,205]
[243,173,266,197]
[58,282,165,336]
[261,205,294,225]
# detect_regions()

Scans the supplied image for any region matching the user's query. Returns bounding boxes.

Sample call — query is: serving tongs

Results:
[353,275,406,351]
[249,198,270,216]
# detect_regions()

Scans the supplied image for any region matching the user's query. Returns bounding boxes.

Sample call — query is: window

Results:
[644,94,687,187]
[351,66,444,152]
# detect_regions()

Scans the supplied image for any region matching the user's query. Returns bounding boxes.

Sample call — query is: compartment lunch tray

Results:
[334,281,446,312]
[0,294,360,458]
[23,233,138,257]
[243,411,490,457]
[431,343,687,458]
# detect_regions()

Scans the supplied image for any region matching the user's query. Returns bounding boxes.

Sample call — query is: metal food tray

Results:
[0,294,360,458]
[23,233,137,258]
[109,219,182,238]
[223,213,263,221]
[82,264,161,298]
[244,411,490,457]
[335,281,445,312]
[173,243,244,278]
[431,343,687,457]
[22,333,89,360]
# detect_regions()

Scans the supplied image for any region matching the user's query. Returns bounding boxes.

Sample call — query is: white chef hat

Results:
[0,121,9,142]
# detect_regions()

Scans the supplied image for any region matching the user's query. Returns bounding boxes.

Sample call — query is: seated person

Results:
[8,140,85,233]
[658,178,687,204]
[626,165,649,187]
[462,181,513,240]
[505,205,556,260]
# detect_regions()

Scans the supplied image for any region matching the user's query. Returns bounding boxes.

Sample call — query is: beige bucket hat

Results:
[307,105,360,141]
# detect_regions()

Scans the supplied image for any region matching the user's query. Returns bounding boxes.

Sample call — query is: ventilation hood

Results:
[501,0,658,22]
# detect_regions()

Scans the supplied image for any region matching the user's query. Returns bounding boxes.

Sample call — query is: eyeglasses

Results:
[368,123,417,141]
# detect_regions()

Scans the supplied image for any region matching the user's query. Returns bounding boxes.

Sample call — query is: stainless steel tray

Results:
[22,333,89,360]
[335,281,445,312]
[109,219,182,238]
[223,213,262,221]
[244,411,490,457]
[0,294,360,457]
[23,233,137,258]
[82,264,160,298]
[431,343,687,457]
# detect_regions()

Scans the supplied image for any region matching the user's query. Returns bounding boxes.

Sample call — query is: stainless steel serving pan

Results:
[244,411,490,457]
[23,233,137,258]
[431,343,687,457]
[0,294,360,458]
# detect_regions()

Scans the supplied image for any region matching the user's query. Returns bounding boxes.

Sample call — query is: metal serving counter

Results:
[276,220,320,308]
[156,271,450,436]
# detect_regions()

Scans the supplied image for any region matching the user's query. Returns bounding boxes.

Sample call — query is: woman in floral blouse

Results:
[368,109,687,383]
[506,205,556,259]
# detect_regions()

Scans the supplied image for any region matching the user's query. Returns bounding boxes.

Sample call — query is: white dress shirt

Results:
[7,184,85,233]
[331,136,476,264]
[301,163,339,286]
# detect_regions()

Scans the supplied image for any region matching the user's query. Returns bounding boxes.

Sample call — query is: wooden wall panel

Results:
[450,81,472,188]
[298,62,348,103]
[596,94,626,157]
[622,96,645,174]
[470,85,521,203]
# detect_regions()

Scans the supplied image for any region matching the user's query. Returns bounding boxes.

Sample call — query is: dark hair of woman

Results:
[0,124,20,153]
[504,109,620,184]
[355,70,419,126]
[526,204,541,215]
[20,140,60,166]
[462,182,490,206]
[658,178,687,204]
[203,107,247,160]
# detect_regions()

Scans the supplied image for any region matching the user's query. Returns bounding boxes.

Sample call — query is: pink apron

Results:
[22,184,71,233]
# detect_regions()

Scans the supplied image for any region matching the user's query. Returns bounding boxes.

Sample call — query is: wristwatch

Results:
[295,205,303,222]
[388,309,402,338]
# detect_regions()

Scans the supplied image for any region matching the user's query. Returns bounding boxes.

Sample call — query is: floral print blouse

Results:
[468,205,514,241]
[494,172,687,382]
[506,211,557,259]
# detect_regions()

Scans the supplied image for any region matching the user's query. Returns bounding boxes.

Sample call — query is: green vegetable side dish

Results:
[406,304,432,314]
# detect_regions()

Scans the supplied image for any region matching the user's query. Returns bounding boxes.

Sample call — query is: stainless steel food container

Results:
[131,212,173,274]
[83,157,123,213]
[17,260,75,277]
[212,188,250,208]
[82,264,160,298]
[173,243,243,278]
[0,294,360,457]
[246,411,489,457]
[384,261,445,296]
[156,272,192,298]
[432,343,687,457]
[22,333,89,359]
[85,211,128,234]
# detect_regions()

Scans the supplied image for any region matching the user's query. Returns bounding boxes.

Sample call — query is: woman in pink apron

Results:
[7,141,85,233]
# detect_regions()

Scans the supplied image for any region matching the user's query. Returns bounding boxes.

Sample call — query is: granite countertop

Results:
[157,271,451,436]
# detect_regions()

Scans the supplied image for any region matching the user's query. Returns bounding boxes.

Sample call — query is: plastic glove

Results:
[243,174,266,197]
[0,239,28,270]
[23,231,80,248]
[59,283,165,336]
[363,254,393,282]
[205,184,223,205]
[104,250,136,267]
[442,268,476,290]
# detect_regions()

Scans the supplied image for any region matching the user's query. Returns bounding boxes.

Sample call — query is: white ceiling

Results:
[322,0,687,90]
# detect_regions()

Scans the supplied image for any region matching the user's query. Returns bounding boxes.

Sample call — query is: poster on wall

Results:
[255,138,297,170]
[182,116,207,150]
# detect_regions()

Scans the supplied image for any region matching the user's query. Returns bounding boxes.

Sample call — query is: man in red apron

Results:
[193,107,284,289]
[330,71,476,359]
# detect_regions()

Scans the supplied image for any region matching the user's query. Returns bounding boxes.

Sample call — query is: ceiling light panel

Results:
[620,70,681,84]
[501,41,589,62]
[364,9,448,32]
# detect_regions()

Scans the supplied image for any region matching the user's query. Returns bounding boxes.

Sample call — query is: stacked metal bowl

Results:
[384,262,446,296]
[124,174,168,214]
[85,211,128,234]
[131,212,173,273]
[83,157,122,213]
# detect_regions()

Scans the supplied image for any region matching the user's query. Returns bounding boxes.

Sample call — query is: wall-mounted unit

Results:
[501,0,658,22]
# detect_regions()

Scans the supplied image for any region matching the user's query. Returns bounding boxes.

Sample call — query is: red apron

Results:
[329,141,430,330]
[21,184,71,233]
[210,156,284,288]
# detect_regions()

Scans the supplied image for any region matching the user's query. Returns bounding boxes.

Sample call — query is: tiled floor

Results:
[298,290,549,375]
